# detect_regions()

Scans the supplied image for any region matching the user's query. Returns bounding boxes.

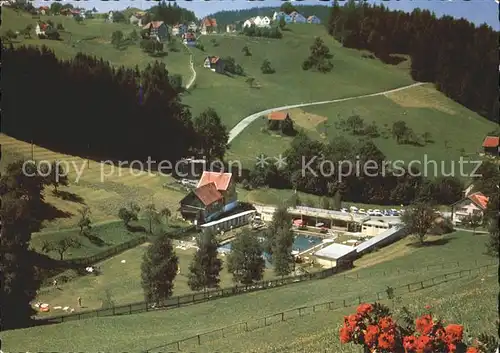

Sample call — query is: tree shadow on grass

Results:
[38,201,72,223]
[82,232,108,247]
[53,190,85,204]
[406,237,455,248]
[126,224,147,233]
[381,54,407,66]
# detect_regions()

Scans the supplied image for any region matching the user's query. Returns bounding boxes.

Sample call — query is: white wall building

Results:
[243,16,271,28]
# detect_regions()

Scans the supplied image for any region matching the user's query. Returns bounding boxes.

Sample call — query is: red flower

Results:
[425,304,431,310]
[378,333,396,350]
[379,316,396,333]
[403,335,418,352]
[415,314,434,335]
[365,325,379,346]
[448,342,457,353]
[435,328,447,342]
[416,335,433,353]
[466,347,479,353]
[340,325,353,343]
[344,314,361,329]
[357,303,373,316]
[445,324,464,344]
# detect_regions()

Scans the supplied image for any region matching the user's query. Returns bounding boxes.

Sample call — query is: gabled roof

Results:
[268,112,289,121]
[197,171,232,191]
[143,21,164,29]
[39,6,49,10]
[203,18,217,27]
[193,182,223,206]
[467,192,489,210]
[482,136,499,148]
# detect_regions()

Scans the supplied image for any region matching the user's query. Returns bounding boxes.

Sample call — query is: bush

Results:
[5,30,17,39]
[195,42,205,51]
[56,23,64,30]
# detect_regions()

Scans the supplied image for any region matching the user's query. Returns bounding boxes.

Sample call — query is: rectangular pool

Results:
[218,234,322,255]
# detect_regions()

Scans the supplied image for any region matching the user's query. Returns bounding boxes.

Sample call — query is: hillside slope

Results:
[1,8,192,83]
[183,24,414,128]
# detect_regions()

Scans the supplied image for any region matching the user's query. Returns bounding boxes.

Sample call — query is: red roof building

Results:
[197,171,232,191]
[268,112,290,121]
[482,135,499,156]
[451,191,489,224]
[193,182,223,206]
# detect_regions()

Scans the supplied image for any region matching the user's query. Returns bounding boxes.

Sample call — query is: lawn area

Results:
[3,231,496,352]
[183,25,414,129]
[34,239,278,315]
[29,218,188,260]
[0,134,188,229]
[1,8,193,84]
[227,84,497,176]
[184,272,498,353]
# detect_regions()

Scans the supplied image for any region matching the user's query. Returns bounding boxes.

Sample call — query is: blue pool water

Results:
[218,234,322,267]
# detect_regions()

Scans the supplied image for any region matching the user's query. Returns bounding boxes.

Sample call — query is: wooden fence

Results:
[38,225,196,289]
[144,263,497,353]
[36,258,495,324]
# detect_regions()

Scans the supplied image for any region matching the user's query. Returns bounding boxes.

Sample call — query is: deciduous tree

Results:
[192,108,229,162]
[401,202,436,244]
[42,237,81,260]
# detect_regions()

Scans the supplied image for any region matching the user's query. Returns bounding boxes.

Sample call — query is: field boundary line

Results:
[35,259,496,324]
[143,263,497,352]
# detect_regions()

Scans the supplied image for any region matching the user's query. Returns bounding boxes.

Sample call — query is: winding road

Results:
[228,82,424,143]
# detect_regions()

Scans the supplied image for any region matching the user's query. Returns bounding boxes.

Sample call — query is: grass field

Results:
[183,273,497,353]
[1,8,193,84]
[3,231,496,352]
[34,238,279,315]
[0,134,188,229]
[183,25,414,129]
[227,83,497,173]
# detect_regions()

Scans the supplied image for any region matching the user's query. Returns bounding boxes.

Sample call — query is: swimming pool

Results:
[218,234,322,255]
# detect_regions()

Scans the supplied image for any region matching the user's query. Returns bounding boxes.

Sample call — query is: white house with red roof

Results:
[142,21,169,42]
[179,171,237,223]
[201,17,217,34]
[450,191,489,224]
[35,21,50,37]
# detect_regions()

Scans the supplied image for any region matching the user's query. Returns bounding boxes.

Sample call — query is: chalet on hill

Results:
[482,135,499,156]
[142,21,169,41]
[179,172,237,224]
[183,32,196,46]
[307,15,321,24]
[201,17,217,34]
[38,6,49,15]
[450,191,489,224]
[267,111,293,133]
[203,56,225,73]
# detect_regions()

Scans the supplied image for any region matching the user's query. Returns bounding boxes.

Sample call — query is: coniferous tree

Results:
[227,229,265,285]
[141,234,178,305]
[187,231,223,292]
[271,226,295,278]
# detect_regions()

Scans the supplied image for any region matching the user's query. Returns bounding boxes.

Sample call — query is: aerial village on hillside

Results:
[0,0,499,352]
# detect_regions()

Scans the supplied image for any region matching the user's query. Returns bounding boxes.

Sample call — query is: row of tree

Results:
[142,204,297,305]
[245,131,487,206]
[327,0,498,123]
[2,44,230,165]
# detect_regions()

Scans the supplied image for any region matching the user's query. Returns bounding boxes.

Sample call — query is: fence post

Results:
[264,317,267,326]
[197,334,201,345]
[328,302,332,310]
[343,299,346,307]
[407,284,411,292]
[313,305,316,312]
[177,296,180,308]
[420,281,424,289]
[221,328,224,338]
[177,341,180,351]
[281,312,284,321]
[245,322,248,331]
[129,304,132,314]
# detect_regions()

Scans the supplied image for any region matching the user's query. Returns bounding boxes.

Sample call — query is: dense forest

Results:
[149,1,197,25]
[1,44,199,164]
[209,5,331,27]
[328,0,498,123]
